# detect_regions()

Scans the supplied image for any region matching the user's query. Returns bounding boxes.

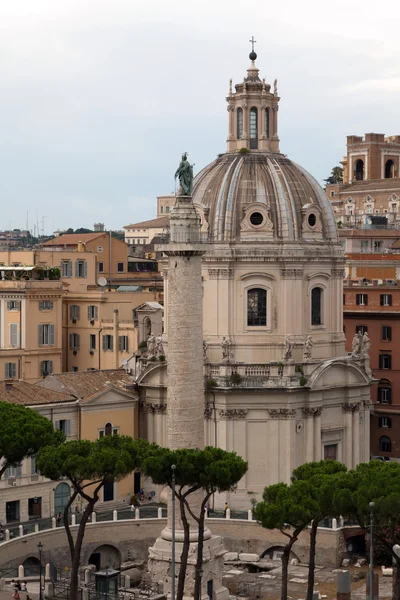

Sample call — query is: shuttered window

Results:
[9,323,19,348]
[88,306,98,321]
[69,333,80,350]
[75,260,88,278]
[379,354,392,370]
[7,300,20,311]
[119,336,129,352]
[70,305,80,321]
[102,335,113,351]
[4,362,17,378]
[356,294,368,306]
[39,300,53,311]
[380,294,392,306]
[379,417,392,428]
[40,360,53,377]
[61,260,73,278]
[38,324,55,346]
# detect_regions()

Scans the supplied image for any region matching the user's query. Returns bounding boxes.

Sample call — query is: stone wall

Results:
[0,518,345,570]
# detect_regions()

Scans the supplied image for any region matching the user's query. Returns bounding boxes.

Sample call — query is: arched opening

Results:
[250,107,258,149]
[385,159,395,179]
[104,422,112,436]
[237,108,243,140]
[261,546,300,562]
[265,108,270,138]
[379,435,392,453]
[311,287,323,326]
[247,288,267,326]
[89,545,121,571]
[23,557,41,577]
[354,159,364,181]
[54,482,71,516]
[143,316,151,339]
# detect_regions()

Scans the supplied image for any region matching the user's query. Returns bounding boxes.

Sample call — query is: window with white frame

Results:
[5,462,22,478]
[38,324,55,346]
[360,240,369,253]
[39,300,53,311]
[247,288,267,326]
[374,240,383,252]
[378,386,392,404]
[380,294,392,306]
[356,294,368,306]
[382,325,392,341]
[379,416,392,428]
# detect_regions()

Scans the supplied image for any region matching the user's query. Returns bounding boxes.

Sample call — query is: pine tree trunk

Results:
[306,519,319,600]
[69,500,94,600]
[281,546,290,600]
[193,498,209,600]
[176,497,191,600]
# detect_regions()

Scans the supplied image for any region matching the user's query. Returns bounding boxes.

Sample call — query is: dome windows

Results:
[265,108,270,138]
[250,107,258,149]
[308,213,317,227]
[250,212,264,226]
[247,288,267,326]
[237,108,243,140]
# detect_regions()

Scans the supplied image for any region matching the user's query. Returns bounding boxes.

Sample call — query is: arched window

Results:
[250,107,258,149]
[247,288,267,326]
[354,159,364,181]
[104,422,112,436]
[237,108,243,140]
[311,287,323,326]
[143,316,152,338]
[265,108,270,138]
[385,159,395,179]
[379,435,392,452]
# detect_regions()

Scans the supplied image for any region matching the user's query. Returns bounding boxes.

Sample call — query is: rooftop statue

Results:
[175,152,193,196]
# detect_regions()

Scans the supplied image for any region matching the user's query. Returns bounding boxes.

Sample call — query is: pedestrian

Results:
[56,512,62,527]
[13,590,20,600]
[224,502,229,517]
[16,582,21,591]
[20,582,26,592]
[26,595,31,600]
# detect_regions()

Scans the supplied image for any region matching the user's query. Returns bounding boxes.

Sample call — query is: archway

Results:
[354,159,364,181]
[385,159,395,179]
[89,545,121,571]
[260,546,300,562]
[23,556,41,577]
[54,482,71,515]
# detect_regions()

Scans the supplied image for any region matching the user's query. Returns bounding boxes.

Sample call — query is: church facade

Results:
[135,50,372,508]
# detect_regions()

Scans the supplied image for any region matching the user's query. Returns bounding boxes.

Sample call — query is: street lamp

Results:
[171,465,176,600]
[369,502,375,600]
[37,541,44,600]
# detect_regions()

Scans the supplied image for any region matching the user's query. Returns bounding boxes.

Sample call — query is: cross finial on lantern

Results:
[249,36,257,52]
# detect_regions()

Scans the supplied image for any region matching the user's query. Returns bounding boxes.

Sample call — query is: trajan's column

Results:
[148,154,228,600]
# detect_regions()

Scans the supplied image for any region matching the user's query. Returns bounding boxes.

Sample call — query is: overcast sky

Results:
[1,1,400,234]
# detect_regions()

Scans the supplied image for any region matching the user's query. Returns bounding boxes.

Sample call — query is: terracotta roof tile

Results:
[123,216,169,229]
[42,233,104,246]
[36,369,135,400]
[0,380,75,405]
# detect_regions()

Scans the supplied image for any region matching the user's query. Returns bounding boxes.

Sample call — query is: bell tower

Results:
[226,38,280,153]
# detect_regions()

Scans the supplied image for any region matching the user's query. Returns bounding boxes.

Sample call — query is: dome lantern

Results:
[226,41,280,153]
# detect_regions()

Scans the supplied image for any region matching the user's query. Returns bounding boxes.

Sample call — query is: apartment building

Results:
[0,267,63,382]
[0,370,138,524]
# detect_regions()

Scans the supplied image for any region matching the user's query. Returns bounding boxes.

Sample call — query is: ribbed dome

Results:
[192,153,338,242]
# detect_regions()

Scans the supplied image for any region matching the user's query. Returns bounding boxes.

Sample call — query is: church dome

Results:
[192,152,338,242]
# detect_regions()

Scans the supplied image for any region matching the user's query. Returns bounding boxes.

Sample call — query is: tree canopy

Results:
[37,435,140,600]
[0,402,64,479]
[324,166,343,185]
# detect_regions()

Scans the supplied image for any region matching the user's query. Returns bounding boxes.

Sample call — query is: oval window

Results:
[308,213,317,227]
[250,212,264,226]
